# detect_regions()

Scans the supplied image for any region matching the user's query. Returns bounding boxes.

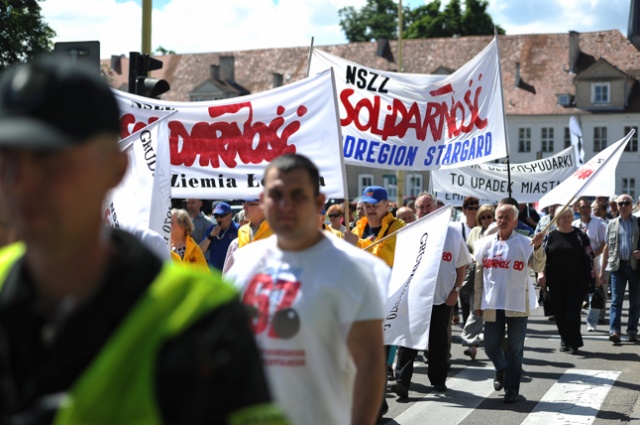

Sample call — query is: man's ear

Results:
[316,193,326,213]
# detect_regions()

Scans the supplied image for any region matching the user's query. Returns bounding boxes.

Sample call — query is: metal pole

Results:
[396,0,405,207]
[142,0,152,55]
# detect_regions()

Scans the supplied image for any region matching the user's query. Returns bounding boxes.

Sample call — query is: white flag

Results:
[538,130,634,211]
[104,112,174,245]
[570,116,585,165]
[383,206,451,349]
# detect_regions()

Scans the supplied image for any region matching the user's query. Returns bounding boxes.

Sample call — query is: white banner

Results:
[105,113,174,245]
[113,69,345,199]
[308,38,507,170]
[432,146,577,203]
[538,130,634,210]
[383,206,451,349]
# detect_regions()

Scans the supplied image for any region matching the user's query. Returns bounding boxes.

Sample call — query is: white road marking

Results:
[388,364,496,425]
[520,369,620,425]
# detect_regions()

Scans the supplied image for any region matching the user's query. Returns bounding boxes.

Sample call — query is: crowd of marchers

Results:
[0,55,639,425]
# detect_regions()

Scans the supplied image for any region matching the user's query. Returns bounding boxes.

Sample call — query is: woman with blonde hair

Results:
[326,204,346,232]
[170,208,209,272]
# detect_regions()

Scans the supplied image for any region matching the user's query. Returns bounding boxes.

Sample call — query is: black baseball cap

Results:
[0,55,120,150]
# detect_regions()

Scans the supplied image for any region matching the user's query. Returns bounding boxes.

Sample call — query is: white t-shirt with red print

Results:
[226,233,388,425]
[433,224,473,305]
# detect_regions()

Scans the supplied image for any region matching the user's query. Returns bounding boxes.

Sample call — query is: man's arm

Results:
[347,319,385,425]
[599,243,609,284]
[445,265,467,306]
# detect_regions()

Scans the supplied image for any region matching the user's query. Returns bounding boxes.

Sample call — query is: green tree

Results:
[155,46,176,55]
[339,0,504,42]
[338,0,408,42]
[460,0,504,36]
[0,0,56,72]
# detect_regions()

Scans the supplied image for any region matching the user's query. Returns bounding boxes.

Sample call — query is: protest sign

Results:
[432,146,577,203]
[308,38,507,170]
[114,69,345,199]
[383,206,451,349]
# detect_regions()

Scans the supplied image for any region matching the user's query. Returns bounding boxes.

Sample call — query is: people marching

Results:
[1,55,639,425]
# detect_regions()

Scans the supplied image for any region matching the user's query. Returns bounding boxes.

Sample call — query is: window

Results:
[622,178,636,200]
[518,127,531,152]
[405,173,423,197]
[357,174,374,199]
[624,126,638,152]
[541,127,554,152]
[564,127,571,148]
[593,126,607,152]
[592,82,610,104]
[382,174,397,200]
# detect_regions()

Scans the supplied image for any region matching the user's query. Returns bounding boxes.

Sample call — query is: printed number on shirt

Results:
[243,274,301,339]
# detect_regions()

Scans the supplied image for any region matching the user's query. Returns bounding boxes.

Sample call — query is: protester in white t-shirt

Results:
[474,204,545,404]
[226,154,388,425]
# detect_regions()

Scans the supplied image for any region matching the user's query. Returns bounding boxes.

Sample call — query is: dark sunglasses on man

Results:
[328,214,341,218]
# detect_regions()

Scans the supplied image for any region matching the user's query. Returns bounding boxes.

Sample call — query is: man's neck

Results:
[277,230,324,252]
[250,219,264,230]
[497,229,513,241]
[581,215,591,223]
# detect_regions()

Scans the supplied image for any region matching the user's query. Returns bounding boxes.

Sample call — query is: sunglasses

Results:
[479,215,493,220]
[466,206,479,210]
[617,201,632,207]
[213,213,229,218]
[328,214,341,218]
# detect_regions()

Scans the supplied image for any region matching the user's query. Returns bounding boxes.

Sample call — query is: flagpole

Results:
[363,204,452,251]
[306,37,315,77]
[493,28,512,198]
[395,0,405,207]
[327,68,351,221]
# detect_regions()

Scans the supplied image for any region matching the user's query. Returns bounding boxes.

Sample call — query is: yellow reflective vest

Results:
[0,242,288,425]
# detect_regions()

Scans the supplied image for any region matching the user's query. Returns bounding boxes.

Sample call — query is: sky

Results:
[41,0,633,59]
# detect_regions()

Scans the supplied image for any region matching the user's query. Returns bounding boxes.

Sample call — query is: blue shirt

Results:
[202,221,239,271]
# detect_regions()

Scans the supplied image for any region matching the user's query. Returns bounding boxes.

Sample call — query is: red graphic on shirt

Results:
[513,261,525,271]
[243,273,301,339]
[573,168,594,180]
[442,252,453,262]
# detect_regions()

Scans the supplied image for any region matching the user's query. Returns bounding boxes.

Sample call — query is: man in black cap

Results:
[0,57,286,424]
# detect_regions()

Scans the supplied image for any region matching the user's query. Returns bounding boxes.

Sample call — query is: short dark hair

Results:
[265,153,321,196]
[499,197,519,208]
[463,196,480,209]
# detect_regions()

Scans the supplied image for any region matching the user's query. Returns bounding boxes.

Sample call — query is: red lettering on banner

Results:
[513,261,524,271]
[482,257,511,269]
[573,168,594,180]
[119,102,307,169]
[119,114,159,139]
[442,252,453,262]
[340,74,488,142]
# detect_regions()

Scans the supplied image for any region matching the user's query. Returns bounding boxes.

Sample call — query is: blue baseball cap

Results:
[361,186,388,204]
[213,202,232,215]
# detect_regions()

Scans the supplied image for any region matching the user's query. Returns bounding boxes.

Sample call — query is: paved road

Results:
[380,291,640,425]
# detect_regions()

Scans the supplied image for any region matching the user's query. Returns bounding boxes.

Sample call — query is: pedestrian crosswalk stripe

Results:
[387,364,495,425]
[520,369,620,425]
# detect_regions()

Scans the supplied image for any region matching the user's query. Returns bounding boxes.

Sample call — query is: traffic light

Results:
[128,51,170,98]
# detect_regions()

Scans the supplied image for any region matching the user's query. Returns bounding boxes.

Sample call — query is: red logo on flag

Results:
[573,168,594,180]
